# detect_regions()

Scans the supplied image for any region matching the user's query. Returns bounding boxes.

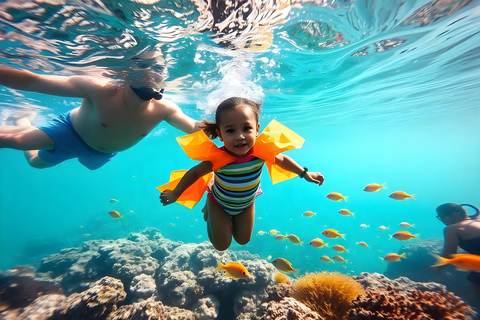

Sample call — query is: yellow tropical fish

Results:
[332,245,348,252]
[320,255,333,263]
[391,231,419,241]
[257,231,265,236]
[389,191,415,200]
[338,209,355,217]
[356,241,369,248]
[399,222,415,228]
[326,192,348,202]
[287,234,302,245]
[321,228,345,239]
[109,199,119,203]
[377,225,389,231]
[108,210,122,219]
[431,254,480,272]
[309,238,328,248]
[271,258,298,274]
[215,260,249,279]
[333,255,347,263]
[269,229,279,236]
[382,253,406,262]
[303,211,316,217]
[275,234,288,241]
[266,255,272,260]
[364,183,386,192]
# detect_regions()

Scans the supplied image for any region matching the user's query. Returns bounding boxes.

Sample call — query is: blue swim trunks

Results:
[36,112,117,170]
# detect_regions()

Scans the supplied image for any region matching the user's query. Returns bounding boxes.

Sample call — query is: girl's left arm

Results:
[274,154,324,185]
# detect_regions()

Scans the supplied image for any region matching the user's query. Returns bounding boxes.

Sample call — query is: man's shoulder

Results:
[152,98,180,112]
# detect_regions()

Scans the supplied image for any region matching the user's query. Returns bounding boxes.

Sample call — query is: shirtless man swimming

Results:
[0,66,203,170]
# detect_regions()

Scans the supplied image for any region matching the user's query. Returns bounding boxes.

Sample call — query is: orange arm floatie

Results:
[176,130,236,171]
[156,170,214,209]
[251,119,305,184]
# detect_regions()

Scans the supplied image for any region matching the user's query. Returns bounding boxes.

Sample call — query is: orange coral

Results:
[348,287,475,320]
[291,272,364,320]
[274,272,289,284]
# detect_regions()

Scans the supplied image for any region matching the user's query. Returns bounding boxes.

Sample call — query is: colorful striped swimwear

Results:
[209,154,266,215]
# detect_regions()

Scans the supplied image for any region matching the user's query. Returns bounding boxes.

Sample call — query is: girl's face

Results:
[216,105,260,157]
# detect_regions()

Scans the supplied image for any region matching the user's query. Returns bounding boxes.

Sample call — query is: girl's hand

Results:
[305,172,325,186]
[160,189,179,206]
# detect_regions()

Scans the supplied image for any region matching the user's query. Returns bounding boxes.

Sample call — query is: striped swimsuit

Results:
[209,154,266,215]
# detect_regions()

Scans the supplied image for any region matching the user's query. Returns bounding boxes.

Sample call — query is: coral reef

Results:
[348,286,475,320]
[262,297,325,320]
[352,272,446,293]
[291,272,364,320]
[384,238,479,310]
[106,301,195,320]
[4,228,279,319]
[1,229,476,320]
[0,266,63,311]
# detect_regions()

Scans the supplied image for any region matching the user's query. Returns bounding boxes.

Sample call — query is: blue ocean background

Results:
[1,0,480,282]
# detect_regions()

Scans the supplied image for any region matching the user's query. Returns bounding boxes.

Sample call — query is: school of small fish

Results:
[260,183,423,277]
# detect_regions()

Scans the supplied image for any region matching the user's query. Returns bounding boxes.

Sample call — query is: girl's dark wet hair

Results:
[201,97,262,139]
[436,203,480,220]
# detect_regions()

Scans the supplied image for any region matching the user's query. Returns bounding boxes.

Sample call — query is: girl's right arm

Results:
[160,161,213,206]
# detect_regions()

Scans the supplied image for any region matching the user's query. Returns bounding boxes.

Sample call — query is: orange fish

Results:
[338,209,355,217]
[287,234,302,245]
[333,255,347,263]
[320,255,333,263]
[389,191,415,200]
[309,238,328,248]
[382,253,406,262]
[272,258,299,274]
[303,211,316,217]
[332,245,348,252]
[326,192,348,202]
[431,254,480,272]
[391,231,419,241]
[108,210,122,219]
[322,229,345,239]
[356,241,369,248]
[215,260,249,279]
[364,183,386,192]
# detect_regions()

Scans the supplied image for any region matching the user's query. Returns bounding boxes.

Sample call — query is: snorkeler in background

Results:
[159,97,324,251]
[0,54,204,170]
[432,203,480,295]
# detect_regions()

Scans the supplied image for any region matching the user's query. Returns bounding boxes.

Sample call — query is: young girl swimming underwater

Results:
[159,97,324,251]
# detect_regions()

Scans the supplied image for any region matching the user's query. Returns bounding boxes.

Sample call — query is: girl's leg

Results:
[206,198,233,251]
[232,204,255,245]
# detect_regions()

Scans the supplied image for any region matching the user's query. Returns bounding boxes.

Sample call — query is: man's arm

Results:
[162,99,204,134]
[0,67,102,98]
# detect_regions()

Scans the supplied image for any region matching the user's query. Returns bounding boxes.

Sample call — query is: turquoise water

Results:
[1,0,480,280]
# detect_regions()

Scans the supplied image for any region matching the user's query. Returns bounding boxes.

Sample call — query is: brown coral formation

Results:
[263,297,325,320]
[106,301,195,320]
[291,272,364,320]
[348,286,475,320]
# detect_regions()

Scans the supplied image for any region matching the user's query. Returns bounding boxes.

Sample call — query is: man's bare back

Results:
[0,67,203,169]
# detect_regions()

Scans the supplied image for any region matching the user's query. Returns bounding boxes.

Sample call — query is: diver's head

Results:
[436,203,479,225]
[126,51,167,100]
